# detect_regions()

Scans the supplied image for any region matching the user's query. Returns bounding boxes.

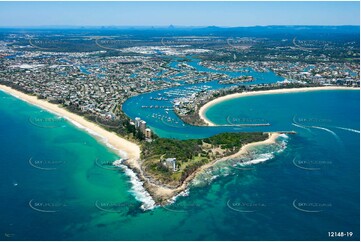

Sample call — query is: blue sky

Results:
[0,1,359,27]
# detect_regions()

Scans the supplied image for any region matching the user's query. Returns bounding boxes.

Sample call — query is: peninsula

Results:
[0,84,279,205]
[0,26,359,207]
[1,83,358,205]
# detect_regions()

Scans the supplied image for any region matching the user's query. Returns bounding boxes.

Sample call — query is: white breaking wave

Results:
[191,165,235,187]
[333,126,360,134]
[237,134,288,167]
[279,133,289,139]
[190,135,289,194]
[7,90,133,175]
[3,89,154,209]
[65,118,129,158]
[113,160,157,210]
[191,169,221,187]
[166,189,190,205]
[276,140,288,153]
[237,153,275,167]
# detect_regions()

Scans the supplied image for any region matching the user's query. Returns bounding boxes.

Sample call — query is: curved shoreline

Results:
[199,86,359,126]
[0,84,290,207]
[125,132,281,205]
[0,84,141,162]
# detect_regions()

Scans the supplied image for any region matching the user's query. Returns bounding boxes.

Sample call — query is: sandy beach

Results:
[134,132,281,204]
[0,84,141,163]
[219,132,280,161]
[191,132,280,176]
[153,133,280,202]
[199,86,359,126]
[0,84,288,205]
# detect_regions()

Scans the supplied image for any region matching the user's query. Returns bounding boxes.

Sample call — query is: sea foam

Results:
[237,152,275,166]
[64,116,155,210]
[113,160,157,210]
[166,189,190,205]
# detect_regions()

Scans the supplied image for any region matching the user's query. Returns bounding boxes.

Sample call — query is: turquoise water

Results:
[203,90,360,240]
[123,56,286,139]
[1,88,359,240]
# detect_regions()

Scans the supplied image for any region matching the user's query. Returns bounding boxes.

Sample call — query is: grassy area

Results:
[141,132,268,187]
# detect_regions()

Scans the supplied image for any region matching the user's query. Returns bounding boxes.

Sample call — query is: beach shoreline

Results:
[0,84,141,162]
[199,86,359,126]
[124,132,281,205]
[0,84,284,207]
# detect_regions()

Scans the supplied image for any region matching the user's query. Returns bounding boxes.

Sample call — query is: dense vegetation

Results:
[205,132,268,149]
[141,132,268,186]
[142,138,202,161]
[4,25,359,62]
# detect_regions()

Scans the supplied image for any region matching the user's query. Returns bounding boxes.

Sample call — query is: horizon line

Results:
[0,24,360,28]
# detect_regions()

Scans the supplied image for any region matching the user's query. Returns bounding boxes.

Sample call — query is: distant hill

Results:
[0,25,359,41]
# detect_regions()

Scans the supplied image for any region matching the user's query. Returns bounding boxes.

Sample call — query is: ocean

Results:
[0,88,359,241]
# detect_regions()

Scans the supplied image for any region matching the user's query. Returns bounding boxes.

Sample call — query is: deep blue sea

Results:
[0,55,359,240]
[0,88,359,241]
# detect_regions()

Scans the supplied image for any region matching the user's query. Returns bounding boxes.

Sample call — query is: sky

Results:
[0,1,359,27]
